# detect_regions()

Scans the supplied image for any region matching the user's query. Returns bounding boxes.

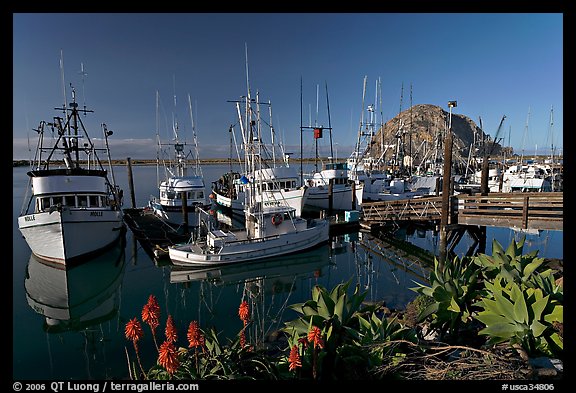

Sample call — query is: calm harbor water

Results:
[12,164,563,380]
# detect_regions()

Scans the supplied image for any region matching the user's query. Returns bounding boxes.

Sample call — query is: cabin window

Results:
[52,196,63,206]
[78,195,88,207]
[65,196,75,206]
[39,198,50,211]
[198,191,204,199]
[89,195,99,207]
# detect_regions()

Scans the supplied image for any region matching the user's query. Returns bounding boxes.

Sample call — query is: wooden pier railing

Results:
[456,192,563,231]
[361,192,563,232]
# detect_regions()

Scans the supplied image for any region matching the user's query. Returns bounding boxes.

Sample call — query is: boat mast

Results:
[315,84,319,171]
[155,90,160,189]
[520,106,530,170]
[268,99,276,167]
[300,77,303,186]
[187,94,203,178]
[409,83,413,176]
[354,76,368,174]
[325,81,334,160]
[548,105,555,190]
[377,77,384,170]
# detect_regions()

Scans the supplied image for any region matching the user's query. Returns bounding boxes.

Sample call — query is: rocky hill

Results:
[363,104,504,166]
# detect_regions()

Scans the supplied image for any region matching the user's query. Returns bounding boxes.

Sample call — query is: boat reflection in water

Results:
[23,237,126,378]
[169,242,333,344]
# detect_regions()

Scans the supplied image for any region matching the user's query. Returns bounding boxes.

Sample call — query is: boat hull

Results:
[18,209,124,265]
[304,185,363,212]
[168,219,329,266]
[149,200,203,227]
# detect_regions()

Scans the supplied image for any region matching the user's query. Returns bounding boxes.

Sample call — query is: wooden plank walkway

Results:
[456,192,563,231]
[361,192,563,231]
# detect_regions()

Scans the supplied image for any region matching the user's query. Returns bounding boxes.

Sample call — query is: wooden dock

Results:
[122,207,191,261]
[361,192,563,232]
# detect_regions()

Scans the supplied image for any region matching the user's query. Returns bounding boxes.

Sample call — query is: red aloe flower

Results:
[165,315,178,343]
[288,345,302,372]
[187,321,205,349]
[142,296,160,351]
[297,336,309,350]
[239,329,246,348]
[147,294,161,315]
[142,303,160,331]
[238,301,250,324]
[124,318,145,377]
[308,326,324,349]
[125,318,144,343]
[158,340,180,376]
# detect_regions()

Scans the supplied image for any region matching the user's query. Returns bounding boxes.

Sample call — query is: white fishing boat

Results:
[299,81,363,213]
[169,81,329,267]
[211,96,306,218]
[212,164,306,217]
[149,92,208,228]
[17,79,125,266]
[303,161,363,211]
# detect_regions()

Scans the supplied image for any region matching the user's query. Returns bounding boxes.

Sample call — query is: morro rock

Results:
[364,104,504,167]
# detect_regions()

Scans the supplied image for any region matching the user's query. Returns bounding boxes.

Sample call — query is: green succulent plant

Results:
[474,275,563,358]
[411,255,485,341]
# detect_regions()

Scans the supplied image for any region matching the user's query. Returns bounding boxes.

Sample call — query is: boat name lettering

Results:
[264,201,281,206]
[90,211,103,216]
[25,215,35,222]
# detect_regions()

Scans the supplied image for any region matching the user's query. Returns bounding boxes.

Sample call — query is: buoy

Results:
[271,213,283,226]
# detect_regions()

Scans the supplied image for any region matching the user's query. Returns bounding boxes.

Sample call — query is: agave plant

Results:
[281,280,417,380]
[473,237,557,290]
[474,274,563,358]
[411,255,485,342]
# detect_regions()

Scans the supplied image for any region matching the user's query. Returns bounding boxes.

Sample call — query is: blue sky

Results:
[13,13,563,160]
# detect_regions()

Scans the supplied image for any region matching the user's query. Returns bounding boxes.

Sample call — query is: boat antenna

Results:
[245,43,251,103]
[59,49,67,112]
[172,74,179,141]
[79,62,88,113]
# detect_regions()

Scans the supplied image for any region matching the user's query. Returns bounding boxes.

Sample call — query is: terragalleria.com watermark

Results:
[13,382,200,392]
